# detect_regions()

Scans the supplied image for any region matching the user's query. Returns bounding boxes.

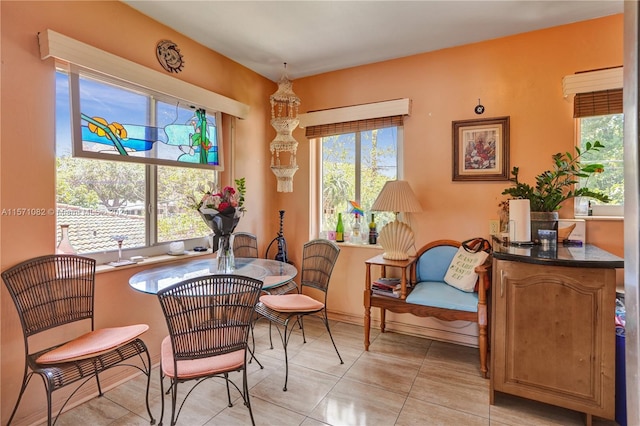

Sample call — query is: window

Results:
[319,126,400,238]
[572,86,624,217]
[576,113,624,216]
[301,99,409,240]
[56,69,217,255]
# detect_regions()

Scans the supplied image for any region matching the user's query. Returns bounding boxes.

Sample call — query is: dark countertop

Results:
[492,238,624,268]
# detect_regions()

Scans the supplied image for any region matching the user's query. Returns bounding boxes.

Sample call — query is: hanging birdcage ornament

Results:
[270,64,300,192]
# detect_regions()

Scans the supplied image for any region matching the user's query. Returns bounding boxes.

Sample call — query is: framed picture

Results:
[452,116,510,181]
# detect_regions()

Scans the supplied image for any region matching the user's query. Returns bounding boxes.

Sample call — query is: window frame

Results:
[301,100,410,241]
[56,67,221,263]
[565,68,623,219]
[311,125,404,240]
[574,113,624,219]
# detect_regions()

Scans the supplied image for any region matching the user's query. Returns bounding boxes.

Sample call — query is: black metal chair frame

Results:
[1,254,154,426]
[254,239,344,391]
[156,274,263,426]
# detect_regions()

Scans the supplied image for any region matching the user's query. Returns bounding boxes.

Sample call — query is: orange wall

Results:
[0,1,624,423]
[292,14,623,246]
[278,15,624,328]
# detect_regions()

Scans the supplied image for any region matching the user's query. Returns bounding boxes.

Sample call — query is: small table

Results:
[129,257,297,294]
[364,254,416,350]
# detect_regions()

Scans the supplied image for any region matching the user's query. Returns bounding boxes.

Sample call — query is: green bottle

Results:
[336,213,344,242]
[368,214,377,245]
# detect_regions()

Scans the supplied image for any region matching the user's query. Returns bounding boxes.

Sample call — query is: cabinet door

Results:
[491,260,615,419]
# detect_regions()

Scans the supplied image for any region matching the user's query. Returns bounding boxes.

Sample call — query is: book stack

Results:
[372,277,403,298]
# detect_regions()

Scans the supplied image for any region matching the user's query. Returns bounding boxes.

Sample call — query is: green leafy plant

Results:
[501,141,611,212]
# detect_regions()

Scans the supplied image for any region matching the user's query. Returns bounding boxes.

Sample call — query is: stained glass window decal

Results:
[69,69,222,170]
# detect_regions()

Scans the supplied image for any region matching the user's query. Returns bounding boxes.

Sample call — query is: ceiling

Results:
[122,1,623,82]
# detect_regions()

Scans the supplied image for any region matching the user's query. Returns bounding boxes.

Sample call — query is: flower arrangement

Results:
[191,178,246,216]
[501,141,611,212]
[189,177,246,238]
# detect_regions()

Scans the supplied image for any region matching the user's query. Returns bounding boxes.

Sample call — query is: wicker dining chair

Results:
[156,274,263,426]
[1,254,154,426]
[233,232,259,258]
[255,239,343,391]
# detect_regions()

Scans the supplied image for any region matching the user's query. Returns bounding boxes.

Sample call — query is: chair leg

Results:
[299,315,307,343]
[478,321,488,378]
[224,373,232,407]
[268,321,274,349]
[93,361,104,396]
[158,367,166,426]
[141,349,156,424]
[247,323,264,369]
[242,365,256,426]
[170,379,178,426]
[46,381,53,426]
[280,320,294,391]
[322,311,344,364]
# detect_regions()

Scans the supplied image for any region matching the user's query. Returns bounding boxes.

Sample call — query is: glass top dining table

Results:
[129,257,297,294]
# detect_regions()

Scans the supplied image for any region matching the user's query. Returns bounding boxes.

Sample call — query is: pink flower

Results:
[190,178,246,216]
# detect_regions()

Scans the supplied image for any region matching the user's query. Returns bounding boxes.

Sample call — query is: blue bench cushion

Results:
[406,281,478,312]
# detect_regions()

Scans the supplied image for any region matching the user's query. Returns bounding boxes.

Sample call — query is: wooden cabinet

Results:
[491,256,618,425]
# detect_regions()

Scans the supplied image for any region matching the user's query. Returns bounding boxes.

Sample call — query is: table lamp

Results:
[371,180,422,260]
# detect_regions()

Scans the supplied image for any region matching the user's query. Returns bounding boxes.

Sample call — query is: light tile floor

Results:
[42,319,620,426]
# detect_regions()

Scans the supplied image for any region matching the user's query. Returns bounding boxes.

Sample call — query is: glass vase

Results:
[56,224,77,254]
[217,234,235,273]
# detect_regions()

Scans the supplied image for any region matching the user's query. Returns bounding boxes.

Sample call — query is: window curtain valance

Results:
[299,99,410,138]
[562,67,623,118]
[38,29,250,119]
[305,116,404,138]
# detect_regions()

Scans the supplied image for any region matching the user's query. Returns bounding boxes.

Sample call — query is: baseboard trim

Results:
[327,310,478,348]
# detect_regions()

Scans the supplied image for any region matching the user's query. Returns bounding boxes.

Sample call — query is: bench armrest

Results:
[475,256,492,304]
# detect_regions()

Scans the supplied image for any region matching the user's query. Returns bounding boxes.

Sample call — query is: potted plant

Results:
[501,141,611,240]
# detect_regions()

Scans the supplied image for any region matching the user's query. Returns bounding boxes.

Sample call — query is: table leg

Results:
[364,297,371,351]
[380,308,386,333]
[364,263,372,350]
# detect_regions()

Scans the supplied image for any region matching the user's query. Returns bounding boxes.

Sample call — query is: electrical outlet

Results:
[489,220,500,235]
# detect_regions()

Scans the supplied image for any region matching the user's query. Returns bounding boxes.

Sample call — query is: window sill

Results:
[95,249,213,274]
[574,215,624,222]
[333,241,382,249]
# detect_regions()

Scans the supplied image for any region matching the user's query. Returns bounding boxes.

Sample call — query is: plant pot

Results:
[530,211,559,243]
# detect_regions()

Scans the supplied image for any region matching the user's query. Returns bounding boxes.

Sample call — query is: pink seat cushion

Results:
[36,324,149,364]
[160,336,245,379]
[259,294,324,312]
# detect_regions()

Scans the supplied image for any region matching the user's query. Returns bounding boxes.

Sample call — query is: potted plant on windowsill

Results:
[501,141,611,241]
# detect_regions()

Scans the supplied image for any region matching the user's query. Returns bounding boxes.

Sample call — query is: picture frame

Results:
[452,116,510,181]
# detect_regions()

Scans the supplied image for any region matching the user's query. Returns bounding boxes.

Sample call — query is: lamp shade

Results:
[371,180,422,213]
[370,180,422,260]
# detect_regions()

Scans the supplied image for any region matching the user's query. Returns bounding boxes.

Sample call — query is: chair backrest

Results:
[415,240,460,283]
[233,232,259,258]
[1,254,97,339]
[300,239,340,294]
[157,274,263,361]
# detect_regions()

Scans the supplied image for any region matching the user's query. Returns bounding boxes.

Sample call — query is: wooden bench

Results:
[364,239,491,377]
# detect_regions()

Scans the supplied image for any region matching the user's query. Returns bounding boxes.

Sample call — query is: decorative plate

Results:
[156,40,184,73]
